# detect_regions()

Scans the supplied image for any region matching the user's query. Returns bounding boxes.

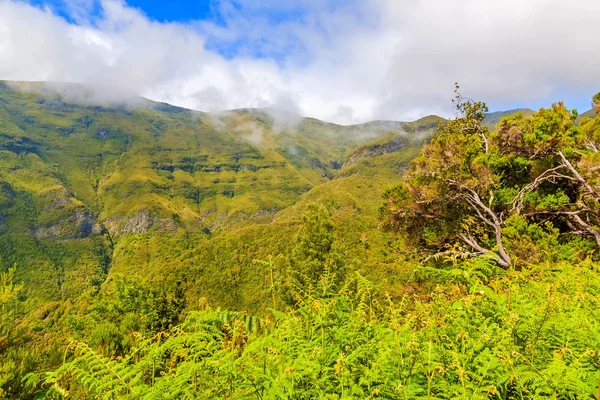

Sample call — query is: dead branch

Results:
[449,180,512,268]
[571,213,600,248]
[558,151,599,199]
[459,233,509,268]
[586,141,598,153]
[512,164,577,213]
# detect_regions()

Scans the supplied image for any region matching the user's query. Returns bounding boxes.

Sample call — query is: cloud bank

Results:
[1,0,599,124]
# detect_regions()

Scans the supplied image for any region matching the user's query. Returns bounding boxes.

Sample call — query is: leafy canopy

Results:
[381,84,600,268]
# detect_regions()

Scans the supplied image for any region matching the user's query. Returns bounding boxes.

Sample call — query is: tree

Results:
[114,276,187,334]
[287,203,346,302]
[381,84,512,267]
[497,103,600,249]
[381,85,600,268]
[592,92,600,112]
[0,266,21,348]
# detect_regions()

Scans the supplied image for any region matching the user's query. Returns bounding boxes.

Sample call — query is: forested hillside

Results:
[0,81,436,308]
[2,82,600,399]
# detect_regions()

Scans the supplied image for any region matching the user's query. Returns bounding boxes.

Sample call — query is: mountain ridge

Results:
[0,81,435,308]
[0,80,568,312]
[2,80,543,128]
[3,81,590,397]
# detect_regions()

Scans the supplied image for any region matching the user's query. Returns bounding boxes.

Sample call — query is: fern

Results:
[43,261,600,399]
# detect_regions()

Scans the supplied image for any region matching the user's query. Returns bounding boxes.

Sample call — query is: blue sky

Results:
[122,0,214,22]
[27,0,316,61]
[2,0,599,123]
[30,0,215,23]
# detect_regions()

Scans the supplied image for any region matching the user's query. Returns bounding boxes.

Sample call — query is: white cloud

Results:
[0,0,599,124]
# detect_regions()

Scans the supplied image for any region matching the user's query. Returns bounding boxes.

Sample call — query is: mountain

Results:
[576,108,598,123]
[0,81,550,313]
[482,107,535,128]
[2,81,555,313]
[4,81,582,398]
[0,81,444,312]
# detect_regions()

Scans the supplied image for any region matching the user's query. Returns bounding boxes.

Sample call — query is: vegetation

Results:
[381,84,600,269]
[2,81,600,398]
[38,260,600,399]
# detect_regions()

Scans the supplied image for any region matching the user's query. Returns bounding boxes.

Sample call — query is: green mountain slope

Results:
[3,81,585,398]
[0,82,541,313]
[576,108,598,123]
[0,81,441,312]
[96,128,437,312]
[483,108,535,129]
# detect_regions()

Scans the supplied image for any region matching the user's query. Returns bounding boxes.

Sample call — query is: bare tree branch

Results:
[481,133,489,153]
[449,180,512,268]
[571,213,600,248]
[523,208,596,218]
[465,197,495,228]
[512,164,577,213]
[459,233,490,255]
[586,141,598,153]
[459,233,509,268]
[558,151,599,199]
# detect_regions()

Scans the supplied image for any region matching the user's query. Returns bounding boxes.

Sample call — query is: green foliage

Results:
[593,92,600,112]
[381,86,600,269]
[0,266,21,332]
[45,259,600,399]
[145,281,187,335]
[112,276,187,335]
[0,81,429,315]
[0,82,434,395]
[89,323,126,357]
[287,203,346,300]
[7,81,600,399]
[0,266,23,397]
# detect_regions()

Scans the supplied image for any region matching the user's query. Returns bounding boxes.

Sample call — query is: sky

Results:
[0,0,599,124]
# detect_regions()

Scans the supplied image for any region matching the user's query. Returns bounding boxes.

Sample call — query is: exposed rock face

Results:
[104,210,179,236]
[34,209,99,240]
[50,196,70,208]
[95,129,110,140]
[328,161,342,170]
[94,127,122,140]
[34,224,61,239]
[342,136,410,169]
[74,210,94,237]
[119,210,153,234]
[32,187,101,240]
[239,164,258,172]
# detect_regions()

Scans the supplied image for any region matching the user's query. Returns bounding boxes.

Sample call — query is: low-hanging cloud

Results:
[1,0,600,124]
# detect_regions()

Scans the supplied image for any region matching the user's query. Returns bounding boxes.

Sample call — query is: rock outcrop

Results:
[103,210,179,236]
[342,136,410,169]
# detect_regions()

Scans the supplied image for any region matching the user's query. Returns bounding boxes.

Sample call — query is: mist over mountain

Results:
[3,0,600,124]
